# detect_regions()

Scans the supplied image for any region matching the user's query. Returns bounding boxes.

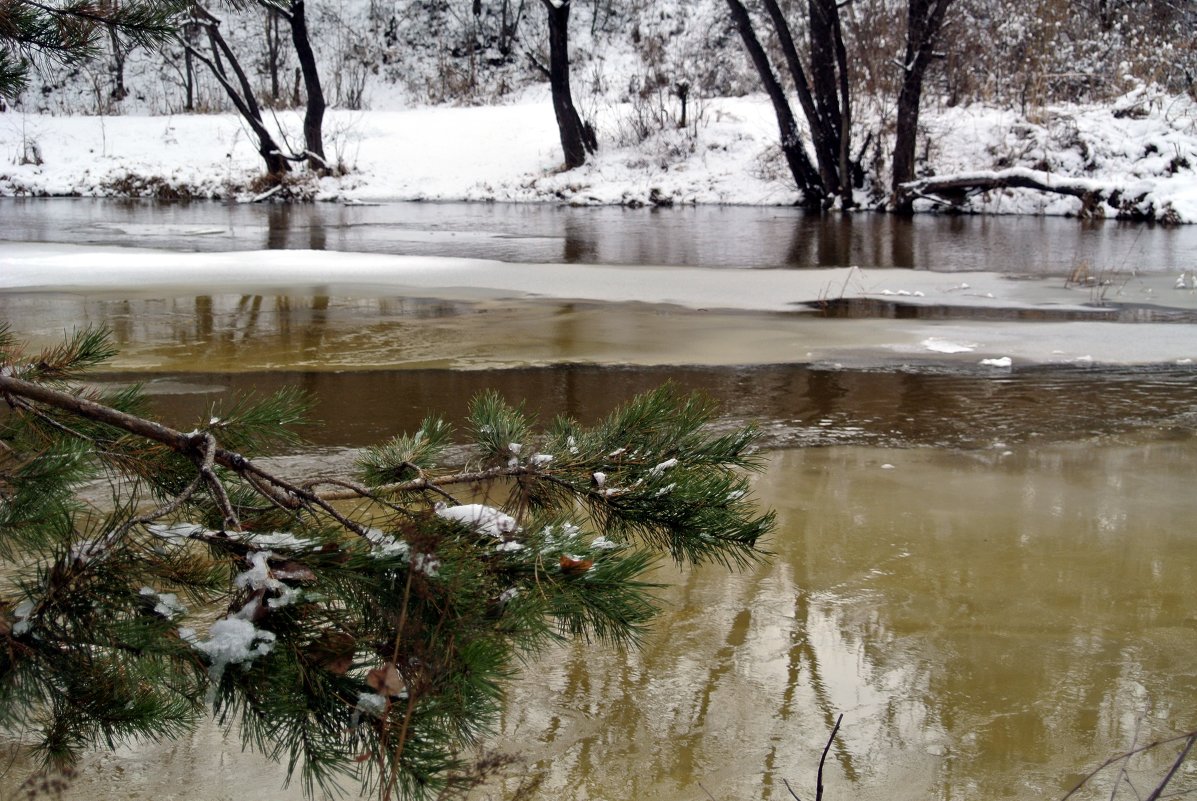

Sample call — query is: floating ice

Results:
[923,338,976,354]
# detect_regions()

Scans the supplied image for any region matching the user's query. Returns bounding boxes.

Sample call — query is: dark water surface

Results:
[103,362,1197,452]
[3,197,1196,272]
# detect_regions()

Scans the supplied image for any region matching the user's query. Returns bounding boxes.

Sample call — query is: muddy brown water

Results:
[5,444,1196,801]
[1,201,1196,800]
[4,354,1196,801]
[80,362,1197,452]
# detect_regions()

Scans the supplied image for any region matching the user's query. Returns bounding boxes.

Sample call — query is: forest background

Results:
[2,0,1196,218]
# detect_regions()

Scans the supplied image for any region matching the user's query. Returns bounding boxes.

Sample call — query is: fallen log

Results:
[897,167,1171,222]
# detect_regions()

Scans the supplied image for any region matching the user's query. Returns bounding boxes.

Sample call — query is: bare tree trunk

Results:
[286,0,328,171]
[759,0,836,194]
[541,0,595,170]
[185,5,291,176]
[806,0,852,206]
[499,0,525,56]
[726,0,824,207]
[108,24,128,101]
[831,10,853,207]
[183,22,196,111]
[891,0,953,214]
[807,0,843,151]
[264,9,283,104]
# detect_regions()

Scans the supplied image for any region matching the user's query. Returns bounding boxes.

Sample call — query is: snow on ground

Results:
[918,89,1197,222]
[2,88,1195,218]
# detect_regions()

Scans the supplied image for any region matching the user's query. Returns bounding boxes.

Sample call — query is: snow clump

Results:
[365,528,411,559]
[436,503,519,537]
[188,617,278,702]
[648,458,678,477]
[139,587,187,619]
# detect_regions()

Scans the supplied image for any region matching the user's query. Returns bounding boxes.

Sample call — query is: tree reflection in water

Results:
[485,443,1197,801]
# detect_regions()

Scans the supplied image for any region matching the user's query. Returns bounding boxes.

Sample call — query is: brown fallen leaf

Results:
[306,631,356,674]
[365,662,406,698]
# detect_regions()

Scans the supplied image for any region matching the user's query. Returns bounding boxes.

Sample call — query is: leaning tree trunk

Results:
[541,0,595,170]
[759,0,838,195]
[287,0,327,171]
[185,6,291,176]
[891,0,953,214]
[725,0,824,207]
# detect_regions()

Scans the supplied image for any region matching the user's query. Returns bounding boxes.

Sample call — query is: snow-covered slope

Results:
[2,0,1194,217]
[3,89,1195,220]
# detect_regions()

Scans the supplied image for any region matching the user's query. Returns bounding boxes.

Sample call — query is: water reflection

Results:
[1,444,1193,801]
[2,198,1194,272]
[483,444,1197,801]
[85,362,1197,453]
[265,203,328,251]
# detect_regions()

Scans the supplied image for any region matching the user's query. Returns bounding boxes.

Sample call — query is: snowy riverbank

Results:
[2,89,1196,220]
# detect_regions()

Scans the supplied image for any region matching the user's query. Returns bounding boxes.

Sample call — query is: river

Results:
[3,198,1197,271]
[1,200,1195,801]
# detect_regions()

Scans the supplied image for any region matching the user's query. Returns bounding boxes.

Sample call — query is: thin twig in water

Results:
[1110,717,1144,801]
[781,713,843,801]
[1062,730,1197,801]
[1144,732,1196,801]
[816,713,843,801]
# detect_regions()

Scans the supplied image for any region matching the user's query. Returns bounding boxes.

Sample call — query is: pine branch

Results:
[0,330,776,799]
[0,0,186,97]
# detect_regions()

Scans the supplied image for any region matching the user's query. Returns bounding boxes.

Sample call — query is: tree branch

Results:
[816,713,842,801]
[1061,730,1197,801]
[895,167,1158,220]
[1144,732,1196,801]
[0,373,356,532]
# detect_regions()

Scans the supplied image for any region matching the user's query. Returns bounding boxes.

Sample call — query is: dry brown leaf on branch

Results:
[366,662,406,697]
[559,554,593,575]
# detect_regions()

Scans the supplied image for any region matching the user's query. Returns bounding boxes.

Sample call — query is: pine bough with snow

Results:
[0,326,773,799]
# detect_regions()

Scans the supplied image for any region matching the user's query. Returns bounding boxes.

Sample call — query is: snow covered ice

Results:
[3,241,1197,367]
